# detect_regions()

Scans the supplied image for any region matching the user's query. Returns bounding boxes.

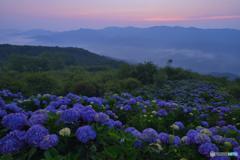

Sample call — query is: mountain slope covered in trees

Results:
[0,44,125,72]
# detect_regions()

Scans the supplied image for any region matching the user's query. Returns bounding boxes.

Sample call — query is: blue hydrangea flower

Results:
[210,156,231,160]
[181,136,191,145]
[123,105,132,111]
[29,111,48,126]
[0,109,7,118]
[94,112,109,124]
[2,113,28,130]
[75,125,96,143]
[141,128,158,143]
[158,132,169,144]
[60,108,80,123]
[201,121,209,128]
[0,97,5,108]
[105,110,117,118]
[39,134,59,150]
[33,98,41,106]
[25,125,49,147]
[174,121,185,129]
[0,130,26,154]
[133,140,143,148]
[72,103,84,110]
[157,109,168,117]
[224,138,239,148]
[216,120,226,126]
[103,119,115,128]
[233,147,240,159]
[113,120,123,128]
[128,98,137,105]
[209,127,219,135]
[4,103,22,113]
[125,127,142,138]
[212,135,224,144]
[169,135,181,146]
[79,106,96,122]
[194,133,211,144]
[186,129,198,144]
[198,142,219,156]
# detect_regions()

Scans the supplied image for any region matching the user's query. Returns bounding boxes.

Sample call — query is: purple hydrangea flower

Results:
[75,125,96,143]
[25,125,49,147]
[2,113,28,130]
[141,128,158,143]
[198,142,219,156]
[39,134,59,150]
[0,130,26,154]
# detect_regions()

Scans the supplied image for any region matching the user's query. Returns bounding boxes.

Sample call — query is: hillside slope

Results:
[0,44,125,71]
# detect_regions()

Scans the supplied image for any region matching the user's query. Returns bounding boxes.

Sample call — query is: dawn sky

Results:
[1,0,240,31]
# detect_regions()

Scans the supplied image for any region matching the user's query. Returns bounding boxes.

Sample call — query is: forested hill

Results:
[0,44,125,72]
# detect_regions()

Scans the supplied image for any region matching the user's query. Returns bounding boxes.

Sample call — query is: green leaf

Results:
[27,148,37,160]
[0,155,13,160]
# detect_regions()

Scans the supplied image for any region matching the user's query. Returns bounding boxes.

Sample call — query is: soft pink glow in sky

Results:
[1,0,240,30]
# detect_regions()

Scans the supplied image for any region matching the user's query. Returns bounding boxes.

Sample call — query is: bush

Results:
[104,80,121,93]
[133,62,158,84]
[23,73,60,95]
[72,81,100,96]
[121,78,142,91]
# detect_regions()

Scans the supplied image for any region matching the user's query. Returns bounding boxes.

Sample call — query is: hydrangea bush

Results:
[0,87,239,160]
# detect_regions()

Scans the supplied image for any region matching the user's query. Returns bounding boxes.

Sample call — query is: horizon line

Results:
[1,25,240,32]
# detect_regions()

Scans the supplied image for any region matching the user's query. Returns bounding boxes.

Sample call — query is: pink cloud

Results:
[144,15,240,22]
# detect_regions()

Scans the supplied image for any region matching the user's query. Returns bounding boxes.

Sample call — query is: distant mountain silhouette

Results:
[1,26,240,75]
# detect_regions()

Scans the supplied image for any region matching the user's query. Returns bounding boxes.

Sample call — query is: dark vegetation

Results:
[0,44,240,101]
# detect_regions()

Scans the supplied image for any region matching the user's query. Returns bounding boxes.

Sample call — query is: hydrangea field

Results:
[0,82,240,160]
